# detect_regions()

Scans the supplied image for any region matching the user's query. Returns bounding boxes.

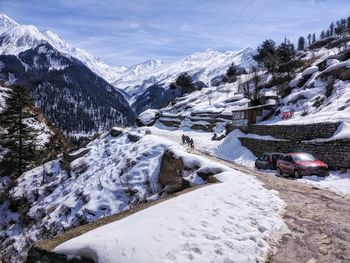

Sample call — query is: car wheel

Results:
[294,170,302,179]
[277,168,282,176]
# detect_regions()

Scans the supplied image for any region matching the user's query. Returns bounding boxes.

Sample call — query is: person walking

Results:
[181,134,186,144]
[190,138,194,148]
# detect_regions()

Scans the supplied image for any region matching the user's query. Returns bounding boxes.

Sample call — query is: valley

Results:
[0,9,349,263]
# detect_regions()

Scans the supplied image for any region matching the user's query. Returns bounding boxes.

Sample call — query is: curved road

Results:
[190,148,350,263]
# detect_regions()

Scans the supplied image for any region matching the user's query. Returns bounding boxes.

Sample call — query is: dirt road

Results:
[192,149,350,263]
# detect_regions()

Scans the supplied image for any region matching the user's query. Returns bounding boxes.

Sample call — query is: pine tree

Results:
[312,33,316,43]
[226,63,238,83]
[175,72,194,96]
[325,29,330,38]
[347,16,350,35]
[276,39,300,78]
[0,85,39,178]
[253,39,277,73]
[307,34,312,46]
[169,82,177,99]
[329,22,335,36]
[320,30,326,39]
[297,36,305,51]
[340,18,347,36]
[335,20,342,35]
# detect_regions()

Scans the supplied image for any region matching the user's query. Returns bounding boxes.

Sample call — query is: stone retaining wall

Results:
[239,138,350,169]
[227,122,340,141]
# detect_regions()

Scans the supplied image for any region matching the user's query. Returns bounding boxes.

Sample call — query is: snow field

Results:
[55,168,286,263]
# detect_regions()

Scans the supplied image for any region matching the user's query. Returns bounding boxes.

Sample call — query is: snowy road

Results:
[144,127,350,262]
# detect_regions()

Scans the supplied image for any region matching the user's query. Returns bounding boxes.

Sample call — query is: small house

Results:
[232,104,276,126]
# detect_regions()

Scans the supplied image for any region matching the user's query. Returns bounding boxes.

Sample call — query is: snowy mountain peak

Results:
[0,14,19,33]
[126,59,165,76]
[0,14,126,82]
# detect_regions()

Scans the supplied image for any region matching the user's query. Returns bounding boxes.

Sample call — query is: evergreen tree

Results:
[320,30,326,39]
[340,18,347,35]
[226,62,238,83]
[297,36,305,51]
[276,39,300,78]
[252,39,277,73]
[169,82,177,99]
[312,33,316,43]
[0,85,39,178]
[307,34,312,46]
[347,16,350,34]
[329,22,335,36]
[253,38,300,84]
[325,29,330,38]
[175,72,195,96]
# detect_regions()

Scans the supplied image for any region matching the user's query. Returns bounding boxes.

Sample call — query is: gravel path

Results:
[193,149,350,263]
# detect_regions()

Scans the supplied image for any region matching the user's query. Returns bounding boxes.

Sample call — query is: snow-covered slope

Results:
[55,169,285,263]
[113,48,256,100]
[0,14,126,82]
[261,44,350,125]
[0,128,229,262]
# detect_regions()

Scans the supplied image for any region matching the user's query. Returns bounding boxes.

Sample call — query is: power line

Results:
[234,0,271,39]
[221,0,256,37]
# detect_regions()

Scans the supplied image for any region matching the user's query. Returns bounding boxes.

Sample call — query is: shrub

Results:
[312,96,325,108]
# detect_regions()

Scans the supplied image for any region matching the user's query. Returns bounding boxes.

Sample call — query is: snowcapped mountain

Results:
[0,42,135,134]
[112,48,256,100]
[123,59,165,76]
[0,14,126,82]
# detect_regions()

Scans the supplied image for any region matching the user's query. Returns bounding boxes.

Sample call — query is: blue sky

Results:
[1,0,349,66]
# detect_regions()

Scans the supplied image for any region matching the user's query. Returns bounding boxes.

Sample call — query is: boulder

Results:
[137,109,161,126]
[110,127,124,137]
[158,149,189,194]
[127,133,141,142]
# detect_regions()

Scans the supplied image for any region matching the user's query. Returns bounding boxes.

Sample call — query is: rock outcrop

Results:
[158,149,190,194]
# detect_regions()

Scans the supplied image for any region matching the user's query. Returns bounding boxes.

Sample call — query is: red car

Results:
[276,152,329,178]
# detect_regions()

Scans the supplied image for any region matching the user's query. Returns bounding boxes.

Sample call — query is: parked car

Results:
[276,152,329,178]
[255,152,284,170]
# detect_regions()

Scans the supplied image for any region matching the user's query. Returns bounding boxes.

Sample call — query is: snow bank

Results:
[306,121,350,142]
[323,59,350,73]
[55,170,285,263]
[299,171,350,197]
[326,59,340,67]
[302,66,319,76]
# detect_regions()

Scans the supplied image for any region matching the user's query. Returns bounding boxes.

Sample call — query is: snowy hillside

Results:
[112,48,256,101]
[55,168,285,263]
[262,44,350,125]
[136,38,350,128]
[0,84,70,177]
[0,14,126,82]
[0,128,240,262]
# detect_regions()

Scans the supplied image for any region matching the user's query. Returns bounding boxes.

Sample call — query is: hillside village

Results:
[0,10,349,263]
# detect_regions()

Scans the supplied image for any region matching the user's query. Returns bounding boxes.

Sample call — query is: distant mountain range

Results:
[0,14,257,132]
